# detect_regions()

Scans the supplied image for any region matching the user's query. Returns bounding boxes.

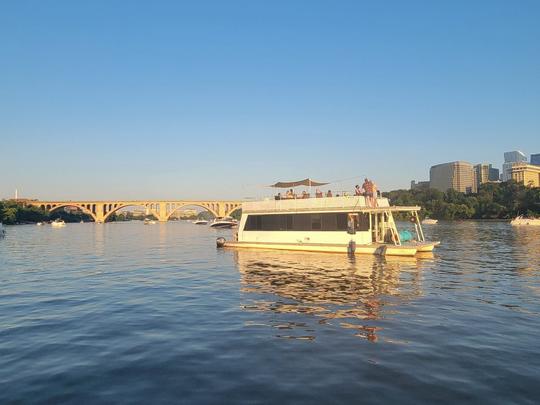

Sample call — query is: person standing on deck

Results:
[362,178,373,206]
[370,180,378,207]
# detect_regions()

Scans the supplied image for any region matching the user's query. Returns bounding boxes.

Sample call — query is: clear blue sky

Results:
[1,0,539,200]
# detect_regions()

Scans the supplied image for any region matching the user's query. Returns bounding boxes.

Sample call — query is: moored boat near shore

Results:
[217,181,440,257]
[51,219,66,227]
[510,216,540,226]
[210,217,237,229]
[422,218,438,225]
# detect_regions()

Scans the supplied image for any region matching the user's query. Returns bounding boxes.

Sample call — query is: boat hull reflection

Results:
[233,249,434,342]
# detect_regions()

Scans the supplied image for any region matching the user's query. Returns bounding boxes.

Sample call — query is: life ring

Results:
[410,216,417,223]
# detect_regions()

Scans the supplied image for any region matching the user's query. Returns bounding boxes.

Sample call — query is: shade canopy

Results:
[269,178,329,188]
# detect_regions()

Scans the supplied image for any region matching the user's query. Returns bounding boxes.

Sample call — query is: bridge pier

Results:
[95,204,105,223]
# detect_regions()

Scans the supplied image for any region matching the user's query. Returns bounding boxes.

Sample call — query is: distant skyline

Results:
[1,0,539,200]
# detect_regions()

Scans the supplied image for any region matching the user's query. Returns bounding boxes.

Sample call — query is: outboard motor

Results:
[216,237,226,248]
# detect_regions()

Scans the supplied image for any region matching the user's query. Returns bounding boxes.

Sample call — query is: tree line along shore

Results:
[383,181,539,220]
[1,181,538,225]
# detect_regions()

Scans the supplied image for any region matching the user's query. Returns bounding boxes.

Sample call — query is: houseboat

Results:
[217,193,439,257]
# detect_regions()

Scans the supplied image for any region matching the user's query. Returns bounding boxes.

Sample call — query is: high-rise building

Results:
[502,150,527,181]
[489,167,499,181]
[430,161,477,193]
[531,153,540,166]
[510,164,540,187]
[474,163,500,188]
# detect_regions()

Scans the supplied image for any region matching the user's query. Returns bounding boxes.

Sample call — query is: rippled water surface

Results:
[1,221,539,404]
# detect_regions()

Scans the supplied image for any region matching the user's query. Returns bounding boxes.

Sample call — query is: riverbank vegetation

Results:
[0,201,92,224]
[383,181,540,220]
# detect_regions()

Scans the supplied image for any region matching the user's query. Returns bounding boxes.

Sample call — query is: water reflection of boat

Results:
[233,249,433,341]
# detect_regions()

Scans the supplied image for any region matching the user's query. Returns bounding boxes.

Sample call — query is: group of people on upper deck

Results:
[275,178,378,207]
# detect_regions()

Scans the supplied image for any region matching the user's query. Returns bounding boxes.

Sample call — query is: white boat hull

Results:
[219,240,439,257]
[511,218,540,226]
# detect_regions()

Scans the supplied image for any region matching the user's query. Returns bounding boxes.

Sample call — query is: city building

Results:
[509,164,540,187]
[531,153,540,166]
[502,150,527,181]
[489,167,500,182]
[430,161,477,193]
[410,180,430,190]
[474,163,500,188]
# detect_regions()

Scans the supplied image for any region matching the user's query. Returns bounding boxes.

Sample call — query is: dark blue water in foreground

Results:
[1,221,539,404]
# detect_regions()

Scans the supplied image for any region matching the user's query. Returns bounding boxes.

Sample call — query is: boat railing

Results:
[243,195,391,213]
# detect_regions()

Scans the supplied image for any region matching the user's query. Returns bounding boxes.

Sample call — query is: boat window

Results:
[356,213,370,231]
[244,213,352,231]
[292,214,311,231]
[311,214,322,230]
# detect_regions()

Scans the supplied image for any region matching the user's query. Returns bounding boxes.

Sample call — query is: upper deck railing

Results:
[242,196,392,213]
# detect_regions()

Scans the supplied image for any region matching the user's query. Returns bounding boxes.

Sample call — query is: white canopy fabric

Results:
[269,178,329,188]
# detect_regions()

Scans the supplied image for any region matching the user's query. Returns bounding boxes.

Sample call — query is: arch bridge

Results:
[25,200,244,223]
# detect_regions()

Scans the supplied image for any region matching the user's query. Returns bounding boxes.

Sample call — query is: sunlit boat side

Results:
[217,196,440,256]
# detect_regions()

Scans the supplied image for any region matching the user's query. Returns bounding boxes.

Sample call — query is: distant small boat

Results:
[193,219,209,225]
[51,219,66,227]
[422,218,438,225]
[510,216,540,226]
[210,217,238,229]
[80,220,84,224]
[143,218,157,225]
[36,222,44,226]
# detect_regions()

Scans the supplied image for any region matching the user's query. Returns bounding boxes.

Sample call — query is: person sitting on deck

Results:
[355,184,364,196]
[275,192,282,200]
[326,190,333,197]
[286,189,294,199]
[301,191,309,199]
[315,189,323,198]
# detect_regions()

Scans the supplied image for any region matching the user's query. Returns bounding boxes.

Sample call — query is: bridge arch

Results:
[225,205,242,218]
[166,203,219,221]
[48,204,98,222]
[102,203,158,223]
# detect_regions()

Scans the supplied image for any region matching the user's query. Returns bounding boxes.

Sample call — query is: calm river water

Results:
[1,221,539,404]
